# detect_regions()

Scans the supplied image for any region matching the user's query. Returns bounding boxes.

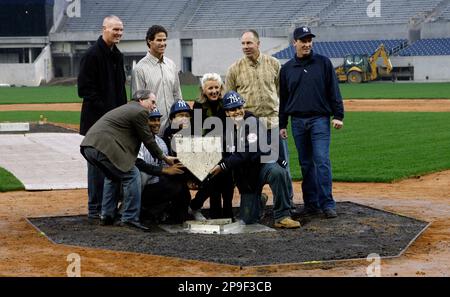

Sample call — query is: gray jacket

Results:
[81,101,164,172]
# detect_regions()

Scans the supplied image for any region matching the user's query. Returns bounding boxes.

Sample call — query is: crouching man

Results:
[80,90,176,231]
[209,91,300,229]
[136,108,190,224]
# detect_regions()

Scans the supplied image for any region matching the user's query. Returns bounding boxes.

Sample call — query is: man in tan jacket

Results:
[81,90,176,231]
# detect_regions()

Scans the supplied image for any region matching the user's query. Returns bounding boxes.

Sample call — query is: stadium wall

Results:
[421,22,450,39]
[312,24,408,42]
[192,37,286,76]
[0,44,53,86]
[393,56,450,82]
[118,39,182,72]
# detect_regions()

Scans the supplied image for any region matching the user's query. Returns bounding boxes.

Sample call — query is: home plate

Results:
[159,218,275,234]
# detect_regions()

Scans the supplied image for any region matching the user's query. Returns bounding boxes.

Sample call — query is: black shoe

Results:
[120,220,150,232]
[292,206,322,218]
[87,214,100,224]
[100,215,115,226]
[323,209,338,219]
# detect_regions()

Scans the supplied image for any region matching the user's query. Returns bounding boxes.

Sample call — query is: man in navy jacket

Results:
[279,26,344,219]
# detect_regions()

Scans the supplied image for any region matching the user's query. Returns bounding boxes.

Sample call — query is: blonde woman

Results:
[189,73,235,219]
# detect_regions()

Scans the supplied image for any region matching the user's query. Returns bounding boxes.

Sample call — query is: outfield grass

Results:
[0,111,80,124]
[339,82,450,99]
[0,86,80,104]
[0,85,200,104]
[287,112,450,182]
[0,82,449,104]
[0,167,24,192]
[1,110,449,184]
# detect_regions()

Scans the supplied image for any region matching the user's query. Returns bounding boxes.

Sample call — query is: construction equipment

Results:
[335,44,393,83]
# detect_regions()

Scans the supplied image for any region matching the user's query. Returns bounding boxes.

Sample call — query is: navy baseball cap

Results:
[148,108,162,118]
[223,91,245,110]
[293,26,316,40]
[169,99,191,118]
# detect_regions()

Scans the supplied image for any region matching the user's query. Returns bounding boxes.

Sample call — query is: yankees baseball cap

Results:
[293,26,316,40]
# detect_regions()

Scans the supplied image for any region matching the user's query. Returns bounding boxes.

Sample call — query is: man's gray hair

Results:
[132,89,152,101]
[103,15,122,26]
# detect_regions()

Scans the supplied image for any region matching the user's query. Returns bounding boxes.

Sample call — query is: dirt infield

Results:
[0,99,449,276]
[1,99,450,112]
[0,171,449,276]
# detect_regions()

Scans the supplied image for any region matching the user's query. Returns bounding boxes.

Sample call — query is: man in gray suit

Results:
[80,90,176,231]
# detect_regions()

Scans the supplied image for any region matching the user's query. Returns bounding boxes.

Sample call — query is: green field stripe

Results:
[0,167,24,192]
[287,112,450,182]
[0,111,80,124]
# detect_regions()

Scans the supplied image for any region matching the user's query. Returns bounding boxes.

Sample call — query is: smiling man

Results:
[131,25,182,135]
[279,26,344,219]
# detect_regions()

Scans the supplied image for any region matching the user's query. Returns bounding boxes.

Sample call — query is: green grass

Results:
[287,112,450,182]
[1,82,448,105]
[339,82,450,99]
[0,167,24,192]
[181,85,200,101]
[0,86,80,104]
[0,111,80,124]
[0,85,200,104]
[1,110,449,184]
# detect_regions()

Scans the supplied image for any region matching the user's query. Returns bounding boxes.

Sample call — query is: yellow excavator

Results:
[335,44,393,83]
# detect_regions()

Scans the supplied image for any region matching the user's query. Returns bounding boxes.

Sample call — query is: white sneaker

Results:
[188,207,206,221]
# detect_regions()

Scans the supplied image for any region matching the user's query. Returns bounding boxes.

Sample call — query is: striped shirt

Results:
[137,135,169,185]
[225,53,281,128]
[131,52,182,135]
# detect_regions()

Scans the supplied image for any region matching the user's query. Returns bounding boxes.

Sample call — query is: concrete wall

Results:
[192,37,286,76]
[0,45,53,86]
[117,39,182,72]
[312,24,409,41]
[405,56,450,82]
[421,22,450,39]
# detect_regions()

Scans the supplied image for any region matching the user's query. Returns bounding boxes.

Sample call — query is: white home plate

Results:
[159,218,275,234]
[0,133,87,190]
[172,135,222,181]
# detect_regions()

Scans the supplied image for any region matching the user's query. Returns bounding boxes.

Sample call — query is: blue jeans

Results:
[87,161,104,217]
[81,146,142,223]
[267,127,294,207]
[291,116,336,211]
[239,162,292,224]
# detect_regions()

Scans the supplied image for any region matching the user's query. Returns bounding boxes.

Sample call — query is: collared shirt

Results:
[279,51,344,129]
[131,52,182,134]
[137,135,169,185]
[225,53,281,128]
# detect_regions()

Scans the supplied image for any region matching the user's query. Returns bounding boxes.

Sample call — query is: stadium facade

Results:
[1,0,450,86]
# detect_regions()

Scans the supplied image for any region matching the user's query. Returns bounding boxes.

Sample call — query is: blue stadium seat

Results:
[398,39,450,56]
[273,39,407,59]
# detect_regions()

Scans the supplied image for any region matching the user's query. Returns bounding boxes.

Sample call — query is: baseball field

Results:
[0,82,449,276]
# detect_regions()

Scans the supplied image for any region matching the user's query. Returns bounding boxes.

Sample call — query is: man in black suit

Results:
[77,15,128,220]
